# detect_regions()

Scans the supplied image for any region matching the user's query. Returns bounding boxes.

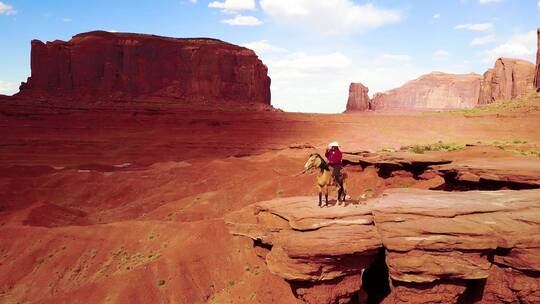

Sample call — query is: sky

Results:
[0,0,539,113]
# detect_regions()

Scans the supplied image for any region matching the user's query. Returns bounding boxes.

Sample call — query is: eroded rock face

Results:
[371,72,482,110]
[17,31,271,105]
[228,189,540,303]
[346,82,370,112]
[225,196,382,304]
[478,58,536,104]
[373,188,540,303]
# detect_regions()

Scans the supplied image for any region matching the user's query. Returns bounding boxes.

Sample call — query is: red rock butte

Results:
[371,72,482,110]
[479,58,536,105]
[346,82,370,112]
[17,31,271,106]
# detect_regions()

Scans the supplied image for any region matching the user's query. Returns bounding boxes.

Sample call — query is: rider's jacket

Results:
[325,147,342,166]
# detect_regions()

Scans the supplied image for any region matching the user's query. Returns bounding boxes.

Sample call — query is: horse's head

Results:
[304,153,322,171]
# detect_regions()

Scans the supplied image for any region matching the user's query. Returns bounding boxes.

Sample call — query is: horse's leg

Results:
[317,185,322,207]
[324,185,329,206]
[338,186,343,204]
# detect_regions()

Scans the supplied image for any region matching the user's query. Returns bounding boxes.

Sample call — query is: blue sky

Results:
[0,0,538,112]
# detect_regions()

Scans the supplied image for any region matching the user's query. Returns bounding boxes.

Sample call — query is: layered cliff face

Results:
[346,82,370,111]
[17,31,271,105]
[371,72,482,110]
[479,58,536,104]
[227,188,540,304]
[534,28,540,92]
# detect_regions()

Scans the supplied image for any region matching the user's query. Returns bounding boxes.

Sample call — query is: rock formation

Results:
[374,189,540,303]
[536,28,540,92]
[228,189,540,303]
[478,58,536,104]
[345,82,370,111]
[226,197,381,304]
[17,31,271,105]
[371,72,482,110]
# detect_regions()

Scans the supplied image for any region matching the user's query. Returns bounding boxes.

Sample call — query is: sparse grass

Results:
[426,94,540,116]
[276,189,284,196]
[483,139,540,157]
[228,280,236,287]
[405,141,465,154]
[380,147,396,153]
[517,150,540,157]
[157,279,166,286]
[35,257,45,264]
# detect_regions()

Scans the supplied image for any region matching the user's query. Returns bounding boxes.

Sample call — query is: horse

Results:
[303,153,347,207]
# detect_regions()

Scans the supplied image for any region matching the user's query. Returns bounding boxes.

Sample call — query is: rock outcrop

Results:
[371,72,482,110]
[345,82,370,111]
[478,58,536,104]
[17,31,271,106]
[374,189,540,303]
[226,196,382,304]
[228,189,540,303]
[534,28,540,92]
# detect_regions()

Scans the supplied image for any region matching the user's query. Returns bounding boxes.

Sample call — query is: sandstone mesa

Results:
[16,31,271,107]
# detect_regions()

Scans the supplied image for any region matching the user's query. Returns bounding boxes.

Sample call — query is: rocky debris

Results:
[373,188,540,303]
[345,83,370,112]
[17,31,271,106]
[478,58,536,105]
[536,28,540,92]
[225,196,382,304]
[371,72,482,110]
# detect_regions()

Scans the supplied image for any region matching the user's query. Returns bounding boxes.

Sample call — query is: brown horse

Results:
[304,153,347,207]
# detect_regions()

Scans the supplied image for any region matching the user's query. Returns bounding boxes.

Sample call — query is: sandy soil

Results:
[1,100,540,303]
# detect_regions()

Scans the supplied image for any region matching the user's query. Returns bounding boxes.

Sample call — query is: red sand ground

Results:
[1,100,540,303]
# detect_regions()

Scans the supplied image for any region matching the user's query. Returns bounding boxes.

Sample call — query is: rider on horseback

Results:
[325,142,342,184]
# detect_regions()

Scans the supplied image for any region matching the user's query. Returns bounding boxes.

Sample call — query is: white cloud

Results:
[254,44,424,113]
[482,30,536,63]
[62,18,72,22]
[260,0,401,35]
[455,23,494,31]
[432,14,440,19]
[0,80,18,95]
[270,52,351,76]
[479,0,502,3]
[208,0,255,13]
[0,2,16,15]
[190,0,197,3]
[471,34,496,46]
[538,0,540,10]
[242,40,287,54]
[379,53,412,62]
[221,14,261,26]
[433,49,449,60]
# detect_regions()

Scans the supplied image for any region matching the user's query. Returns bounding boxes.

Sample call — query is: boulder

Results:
[17,31,271,106]
[345,82,370,112]
[371,72,482,110]
[478,58,536,104]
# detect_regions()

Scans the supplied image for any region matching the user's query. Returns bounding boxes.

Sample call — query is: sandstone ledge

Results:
[227,189,540,303]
